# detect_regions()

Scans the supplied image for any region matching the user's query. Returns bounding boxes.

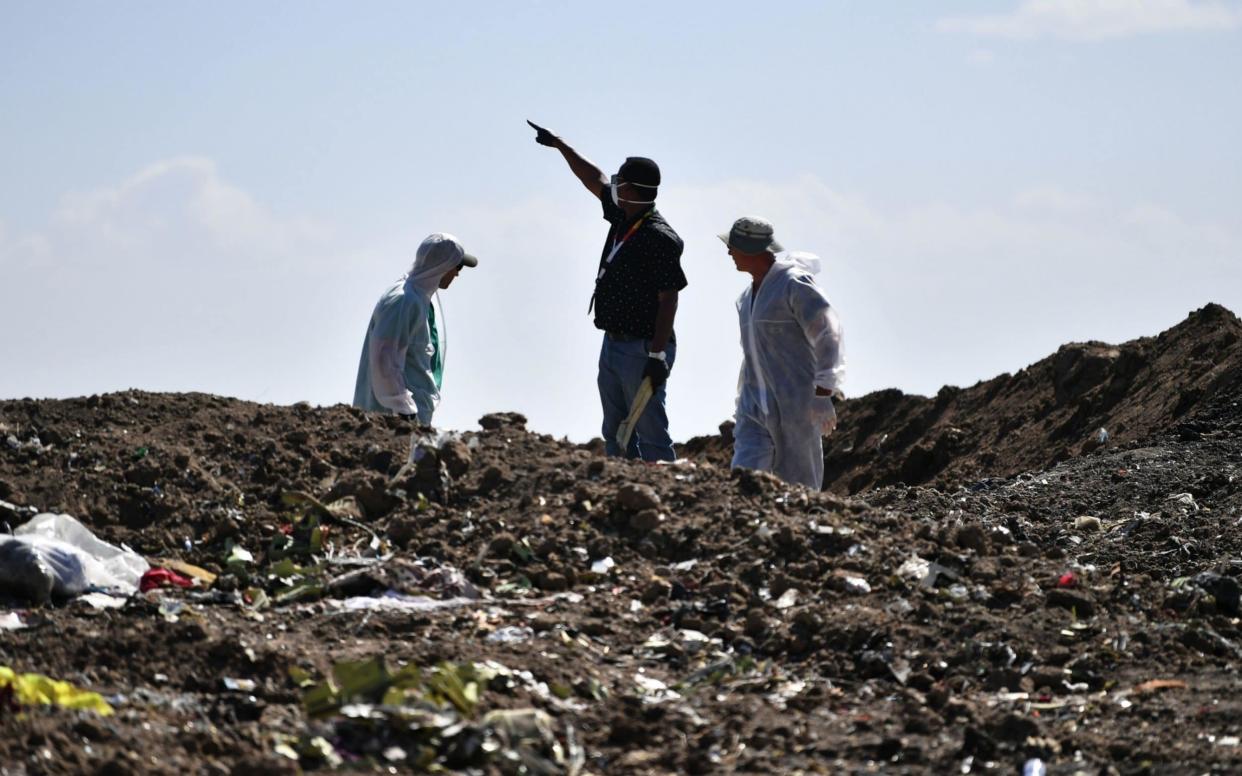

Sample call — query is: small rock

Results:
[365,446,396,474]
[1029,667,1070,692]
[536,571,569,592]
[123,463,160,488]
[580,619,611,637]
[744,608,769,637]
[488,533,516,557]
[327,472,399,518]
[529,614,557,632]
[990,712,1040,742]
[477,465,506,495]
[827,569,871,595]
[629,509,662,533]
[792,609,823,631]
[479,412,527,430]
[439,439,472,477]
[616,483,660,512]
[1046,588,1096,617]
[1074,515,1102,532]
[641,579,671,604]
[387,517,421,548]
[1193,571,1241,616]
[955,524,990,554]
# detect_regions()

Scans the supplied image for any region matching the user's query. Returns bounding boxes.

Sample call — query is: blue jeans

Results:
[598,335,677,461]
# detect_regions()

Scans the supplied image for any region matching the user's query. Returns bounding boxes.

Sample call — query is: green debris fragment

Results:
[280,490,385,556]
[493,576,534,598]
[267,557,307,582]
[291,656,581,773]
[511,537,535,562]
[303,657,391,718]
[273,581,323,605]
[334,657,390,699]
[287,666,315,688]
[423,663,482,716]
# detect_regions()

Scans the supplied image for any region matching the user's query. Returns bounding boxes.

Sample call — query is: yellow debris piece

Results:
[0,665,114,716]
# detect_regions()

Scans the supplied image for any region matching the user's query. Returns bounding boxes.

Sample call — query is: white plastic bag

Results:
[0,513,149,602]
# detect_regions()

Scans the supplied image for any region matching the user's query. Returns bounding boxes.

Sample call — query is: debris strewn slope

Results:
[0,306,1240,773]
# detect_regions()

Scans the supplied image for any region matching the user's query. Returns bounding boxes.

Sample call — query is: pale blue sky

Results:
[3,1,1241,441]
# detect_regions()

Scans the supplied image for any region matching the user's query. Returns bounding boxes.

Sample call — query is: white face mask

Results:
[610,175,654,206]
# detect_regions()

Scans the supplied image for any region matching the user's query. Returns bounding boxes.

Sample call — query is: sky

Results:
[2,0,1240,442]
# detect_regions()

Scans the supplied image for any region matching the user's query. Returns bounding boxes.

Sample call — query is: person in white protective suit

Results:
[352,233,478,424]
[721,216,845,490]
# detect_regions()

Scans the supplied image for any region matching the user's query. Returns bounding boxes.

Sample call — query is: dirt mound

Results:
[685,303,1242,494]
[2,307,1242,772]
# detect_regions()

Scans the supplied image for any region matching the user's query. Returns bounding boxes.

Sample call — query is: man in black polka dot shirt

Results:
[529,120,688,461]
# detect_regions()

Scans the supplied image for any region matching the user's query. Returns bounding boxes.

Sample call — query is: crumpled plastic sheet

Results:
[0,612,25,630]
[0,513,149,602]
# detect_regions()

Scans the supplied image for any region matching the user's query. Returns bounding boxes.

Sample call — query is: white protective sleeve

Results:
[368,336,420,415]
[790,276,846,397]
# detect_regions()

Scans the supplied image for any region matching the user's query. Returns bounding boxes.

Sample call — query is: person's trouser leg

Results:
[598,336,633,457]
[773,425,825,490]
[633,339,676,462]
[731,409,775,473]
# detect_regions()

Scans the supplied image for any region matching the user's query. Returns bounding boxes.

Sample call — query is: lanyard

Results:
[598,212,651,277]
[590,211,651,312]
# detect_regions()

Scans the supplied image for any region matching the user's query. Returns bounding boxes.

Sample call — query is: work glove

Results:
[814,389,838,435]
[820,399,838,435]
[527,119,559,147]
[642,357,669,388]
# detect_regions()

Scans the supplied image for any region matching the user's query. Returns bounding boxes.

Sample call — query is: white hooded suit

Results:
[732,253,845,489]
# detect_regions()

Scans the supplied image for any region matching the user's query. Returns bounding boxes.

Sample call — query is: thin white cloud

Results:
[0,157,348,405]
[967,48,997,65]
[46,157,330,269]
[1013,186,1102,215]
[937,0,1242,40]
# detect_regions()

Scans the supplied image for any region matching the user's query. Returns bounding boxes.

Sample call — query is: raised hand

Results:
[526,119,559,147]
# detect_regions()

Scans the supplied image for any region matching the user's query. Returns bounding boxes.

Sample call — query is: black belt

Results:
[605,331,675,344]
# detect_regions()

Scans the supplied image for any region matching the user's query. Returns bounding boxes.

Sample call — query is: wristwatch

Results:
[647,351,667,362]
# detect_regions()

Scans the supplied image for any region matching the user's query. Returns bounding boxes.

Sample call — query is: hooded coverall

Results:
[352,234,460,424]
[731,255,845,490]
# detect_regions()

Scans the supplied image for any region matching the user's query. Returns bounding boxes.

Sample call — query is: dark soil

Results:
[2,304,1241,774]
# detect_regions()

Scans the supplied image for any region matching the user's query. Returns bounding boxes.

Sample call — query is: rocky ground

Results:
[1,305,1241,775]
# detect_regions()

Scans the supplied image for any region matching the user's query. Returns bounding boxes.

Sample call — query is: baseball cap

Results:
[618,156,660,188]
